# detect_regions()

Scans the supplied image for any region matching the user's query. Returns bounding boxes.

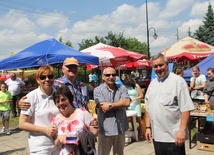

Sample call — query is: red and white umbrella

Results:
[162,36,214,65]
[116,59,151,70]
[81,43,146,69]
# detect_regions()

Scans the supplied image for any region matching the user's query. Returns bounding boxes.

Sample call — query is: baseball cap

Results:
[63,57,79,66]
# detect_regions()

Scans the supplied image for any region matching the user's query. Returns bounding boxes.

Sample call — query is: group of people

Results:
[175,65,214,110]
[18,57,98,155]
[1,53,214,155]
[189,66,214,110]
[15,56,145,155]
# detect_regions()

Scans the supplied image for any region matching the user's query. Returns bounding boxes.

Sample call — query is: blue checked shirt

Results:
[54,76,89,109]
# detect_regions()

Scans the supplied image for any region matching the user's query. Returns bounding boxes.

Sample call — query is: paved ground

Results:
[0,128,213,155]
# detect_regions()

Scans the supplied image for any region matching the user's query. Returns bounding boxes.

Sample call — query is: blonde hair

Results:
[35,65,54,80]
[175,67,184,77]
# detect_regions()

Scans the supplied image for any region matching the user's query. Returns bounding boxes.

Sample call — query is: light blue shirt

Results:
[94,83,129,136]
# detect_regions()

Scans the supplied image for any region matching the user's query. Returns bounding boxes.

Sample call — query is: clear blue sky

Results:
[0,0,213,60]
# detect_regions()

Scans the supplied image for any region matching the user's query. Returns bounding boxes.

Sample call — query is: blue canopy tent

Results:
[183,52,214,82]
[0,38,99,70]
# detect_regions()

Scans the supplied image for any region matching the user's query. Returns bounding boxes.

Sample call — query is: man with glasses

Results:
[5,73,25,117]
[144,53,195,155]
[94,67,130,155]
[54,57,89,109]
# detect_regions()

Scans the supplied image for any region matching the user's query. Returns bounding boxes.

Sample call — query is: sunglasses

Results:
[39,74,54,80]
[103,74,116,77]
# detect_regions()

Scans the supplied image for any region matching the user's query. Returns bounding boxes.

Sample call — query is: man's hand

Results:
[204,100,210,104]
[19,96,31,110]
[175,129,186,146]
[145,128,152,143]
[100,102,110,113]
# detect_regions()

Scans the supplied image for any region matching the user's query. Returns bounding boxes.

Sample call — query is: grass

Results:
[0,114,19,129]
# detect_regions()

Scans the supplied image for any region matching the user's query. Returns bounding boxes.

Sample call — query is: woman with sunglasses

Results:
[19,65,60,155]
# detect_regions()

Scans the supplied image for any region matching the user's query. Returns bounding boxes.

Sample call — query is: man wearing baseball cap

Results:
[54,57,89,109]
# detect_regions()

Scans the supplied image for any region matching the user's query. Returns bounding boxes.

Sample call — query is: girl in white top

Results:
[19,65,60,155]
[190,66,206,103]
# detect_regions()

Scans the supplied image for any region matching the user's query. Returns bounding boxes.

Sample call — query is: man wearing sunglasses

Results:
[94,67,130,155]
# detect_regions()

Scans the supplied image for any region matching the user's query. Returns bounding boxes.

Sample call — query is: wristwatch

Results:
[109,103,113,110]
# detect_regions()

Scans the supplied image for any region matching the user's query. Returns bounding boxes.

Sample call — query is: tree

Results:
[125,38,147,56]
[65,40,72,47]
[58,36,73,48]
[193,3,214,46]
[78,31,148,56]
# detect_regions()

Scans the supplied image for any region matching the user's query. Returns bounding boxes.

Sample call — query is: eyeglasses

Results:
[55,98,67,104]
[103,74,116,77]
[153,64,164,68]
[39,74,54,80]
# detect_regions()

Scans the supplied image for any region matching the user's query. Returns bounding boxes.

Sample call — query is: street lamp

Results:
[146,0,158,59]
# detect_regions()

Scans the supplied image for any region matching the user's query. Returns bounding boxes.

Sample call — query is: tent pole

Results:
[84,64,86,83]
[118,66,121,78]
[187,60,190,68]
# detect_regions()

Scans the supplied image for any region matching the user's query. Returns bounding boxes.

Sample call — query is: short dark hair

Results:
[123,75,136,88]
[53,86,74,106]
[207,67,214,73]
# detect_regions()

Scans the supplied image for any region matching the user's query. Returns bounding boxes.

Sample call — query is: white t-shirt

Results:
[190,74,206,100]
[88,74,92,82]
[5,77,25,96]
[21,88,60,153]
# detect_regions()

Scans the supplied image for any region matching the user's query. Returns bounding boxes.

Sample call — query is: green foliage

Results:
[78,39,99,51]
[0,114,19,128]
[65,40,72,47]
[125,38,147,55]
[58,36,73,48]
[193,3,214,46]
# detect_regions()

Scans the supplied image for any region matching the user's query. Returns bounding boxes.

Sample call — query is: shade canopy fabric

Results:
[162,37,214,65]
[81,42,146,69]
[0,38,99,70]
[183,52,214,82]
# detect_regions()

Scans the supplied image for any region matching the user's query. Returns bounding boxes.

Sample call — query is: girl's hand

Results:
[45,125,57,137]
